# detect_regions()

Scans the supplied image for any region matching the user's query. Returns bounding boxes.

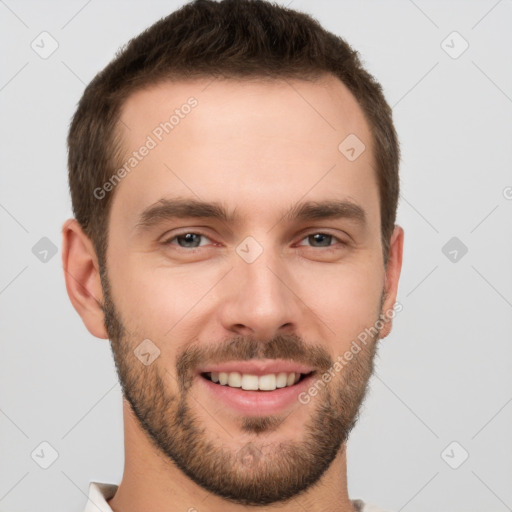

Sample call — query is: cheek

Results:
[296,260,383,340]
[109,258,215,339]
[108,240,384,347]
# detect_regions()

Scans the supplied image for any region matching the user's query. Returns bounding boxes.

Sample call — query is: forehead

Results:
[111,74,378,231]
[118,74,371,149]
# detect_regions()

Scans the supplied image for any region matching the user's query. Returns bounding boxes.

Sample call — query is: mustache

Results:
[175,333,334,391]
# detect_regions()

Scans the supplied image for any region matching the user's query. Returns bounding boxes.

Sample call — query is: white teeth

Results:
[258,374,276,391]
[208,371,305,391]
[241,374,259,390]
[276,372,288,388]
[228,372,242,387]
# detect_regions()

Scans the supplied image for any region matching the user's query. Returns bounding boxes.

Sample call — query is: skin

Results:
[62,74,403,512]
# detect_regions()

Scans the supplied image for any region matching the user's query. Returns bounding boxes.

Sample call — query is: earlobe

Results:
[379,225,404,339]
[61,218,109,339]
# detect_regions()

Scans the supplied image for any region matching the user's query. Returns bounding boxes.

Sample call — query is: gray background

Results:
[1,1,511,511]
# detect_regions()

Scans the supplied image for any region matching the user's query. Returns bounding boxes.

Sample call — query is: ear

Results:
[61,218,108,339]
[379,225,404,339]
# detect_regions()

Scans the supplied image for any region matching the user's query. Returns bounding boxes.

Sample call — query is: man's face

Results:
[101,75,394,505]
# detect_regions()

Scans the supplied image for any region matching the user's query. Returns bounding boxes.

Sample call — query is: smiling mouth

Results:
[200,371,313,392]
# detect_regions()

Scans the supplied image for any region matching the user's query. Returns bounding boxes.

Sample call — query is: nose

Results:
[217,244,303,341]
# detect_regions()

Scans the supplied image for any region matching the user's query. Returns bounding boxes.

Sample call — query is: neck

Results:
[108,399,356,512]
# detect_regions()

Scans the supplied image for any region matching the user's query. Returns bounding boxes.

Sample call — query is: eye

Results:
[162,232,213,249]
[161,231,347,252]
[296,232,346,248]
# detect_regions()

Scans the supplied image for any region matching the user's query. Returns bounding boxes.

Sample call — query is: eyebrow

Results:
[135,197,367,232]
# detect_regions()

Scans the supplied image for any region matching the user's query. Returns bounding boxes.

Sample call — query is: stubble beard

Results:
[100,268,383,506]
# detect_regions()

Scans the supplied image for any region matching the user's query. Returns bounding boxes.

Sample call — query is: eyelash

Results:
[161,231,347,251]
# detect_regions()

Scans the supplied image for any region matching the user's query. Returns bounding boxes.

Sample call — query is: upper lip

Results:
[197,359,315,377]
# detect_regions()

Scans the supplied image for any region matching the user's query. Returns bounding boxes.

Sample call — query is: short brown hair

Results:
[67,0,400,269]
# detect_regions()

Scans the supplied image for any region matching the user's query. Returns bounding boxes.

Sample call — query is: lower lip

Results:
[196,372,315,416]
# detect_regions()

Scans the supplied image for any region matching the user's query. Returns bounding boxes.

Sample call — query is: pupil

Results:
[310,233,331,247]
[179,233,200,248]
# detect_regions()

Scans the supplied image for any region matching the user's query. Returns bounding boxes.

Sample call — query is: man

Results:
[61,0,403,511]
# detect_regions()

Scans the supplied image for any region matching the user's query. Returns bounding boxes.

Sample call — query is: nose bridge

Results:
[219,235,301,337]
